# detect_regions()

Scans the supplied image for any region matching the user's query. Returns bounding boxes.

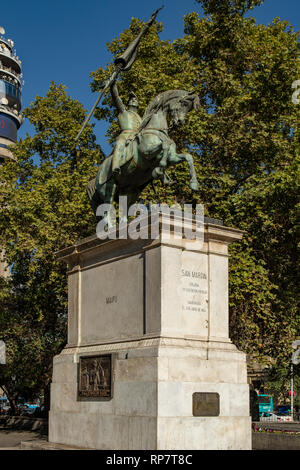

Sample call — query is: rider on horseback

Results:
[110,80,142,176]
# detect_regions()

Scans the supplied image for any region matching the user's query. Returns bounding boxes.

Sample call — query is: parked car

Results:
[32,405,46,418]
[258,394,273,416]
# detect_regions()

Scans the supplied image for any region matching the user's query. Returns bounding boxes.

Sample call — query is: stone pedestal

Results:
[49,216,251,450]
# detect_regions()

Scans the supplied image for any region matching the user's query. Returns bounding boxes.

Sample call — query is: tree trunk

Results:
[43,384,50,418]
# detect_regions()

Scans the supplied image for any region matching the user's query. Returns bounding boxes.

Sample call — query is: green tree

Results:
[270,364,300,406]
[0,83,103,409]
[0,0,299,407]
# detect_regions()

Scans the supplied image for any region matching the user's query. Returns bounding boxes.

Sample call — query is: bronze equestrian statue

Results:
[86,83,200,225]
[75,7,200,226]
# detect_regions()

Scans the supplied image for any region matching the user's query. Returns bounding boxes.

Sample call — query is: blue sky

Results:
[1,0,299,155]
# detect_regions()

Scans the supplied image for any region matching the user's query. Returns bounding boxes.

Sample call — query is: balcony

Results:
[0,49,21,73]
[0,66,21,85]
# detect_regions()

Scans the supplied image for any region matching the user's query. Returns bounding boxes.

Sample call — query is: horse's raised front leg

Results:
[95,179,117,228]
[86,177,103,217]
[167,144,199,191]
[151,166,174,186]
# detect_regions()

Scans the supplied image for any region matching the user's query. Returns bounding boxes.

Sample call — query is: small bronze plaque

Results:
[193,392,220,416]
[78,355,112,399]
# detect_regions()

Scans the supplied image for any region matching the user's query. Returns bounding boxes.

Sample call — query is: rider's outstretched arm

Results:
[110,81,126,114]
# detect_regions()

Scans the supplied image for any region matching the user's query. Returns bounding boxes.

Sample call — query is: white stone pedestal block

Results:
[49,216,252,450]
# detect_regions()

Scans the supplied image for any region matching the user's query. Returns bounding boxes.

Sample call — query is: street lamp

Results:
[0,340,5,364]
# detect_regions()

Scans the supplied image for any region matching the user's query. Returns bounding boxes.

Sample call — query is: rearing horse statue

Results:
[86,89,200,223]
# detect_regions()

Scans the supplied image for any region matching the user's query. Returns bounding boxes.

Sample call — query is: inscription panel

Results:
[0,340,5,364]
[193,392,220,417]
[78,355,112,399]
[181,269,208,314]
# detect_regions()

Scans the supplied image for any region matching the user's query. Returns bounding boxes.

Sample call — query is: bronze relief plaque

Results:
[193,392,220,416]
[78,355,112,399]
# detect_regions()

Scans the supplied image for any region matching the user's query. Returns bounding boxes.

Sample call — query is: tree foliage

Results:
[197,0,264,17]
[264,363,300,408]
[0,0,299,404]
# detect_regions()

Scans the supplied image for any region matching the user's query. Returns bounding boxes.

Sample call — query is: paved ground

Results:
[253,421,300,432]
[0,426,86,450]
[0,427,46,450]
